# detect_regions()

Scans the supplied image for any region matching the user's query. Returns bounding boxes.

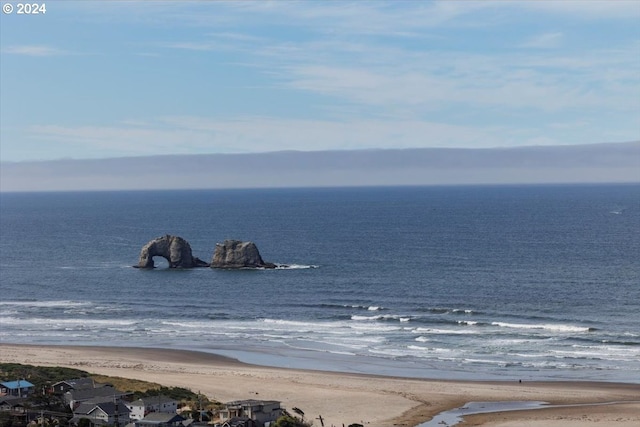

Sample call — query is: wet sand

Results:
[458,401,640,426]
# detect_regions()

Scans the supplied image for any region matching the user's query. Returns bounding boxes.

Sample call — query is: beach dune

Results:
[1,344,638,427]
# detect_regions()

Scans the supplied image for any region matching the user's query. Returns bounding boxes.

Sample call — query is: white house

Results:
[217,400,282,427]
[125,396,178,421]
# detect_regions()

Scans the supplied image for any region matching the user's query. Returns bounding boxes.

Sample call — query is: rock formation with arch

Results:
[136,235,209,268]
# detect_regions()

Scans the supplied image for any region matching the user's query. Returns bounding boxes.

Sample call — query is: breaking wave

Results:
[491,322,596,333]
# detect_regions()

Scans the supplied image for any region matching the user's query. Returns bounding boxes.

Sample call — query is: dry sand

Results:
[1,344,638,427]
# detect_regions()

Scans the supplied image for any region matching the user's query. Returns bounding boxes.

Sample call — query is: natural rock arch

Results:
[211,239,276,269]
[136,235,209,268]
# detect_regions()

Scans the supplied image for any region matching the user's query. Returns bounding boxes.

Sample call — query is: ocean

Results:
[1,184,638,383]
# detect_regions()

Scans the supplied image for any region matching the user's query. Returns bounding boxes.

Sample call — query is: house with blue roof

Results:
[0,380,35,397]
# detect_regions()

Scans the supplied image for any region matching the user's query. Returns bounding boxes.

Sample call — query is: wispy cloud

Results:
[272,42,638,115]
[513,0,640,19]
[520,32,564,49]
[28,111,634,161]
[151,0,639,118]
[27,116,506,159]
[2,45,66,56]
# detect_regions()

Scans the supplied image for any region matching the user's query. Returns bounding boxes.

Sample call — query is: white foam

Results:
[351,315,381,321]
[260,318,344,332]
[162,321,208,328]
[458,320,479,326]
[562,345,640,360]
[487,338,532,345]
[0,300,90,308]
[0,316,135,327]
[491,322,592,333]
[511,352,550,358]
[413,327,479,335]
[461,358,511,366]
[407,345,431,352]
[351,314,409,322]
[350,323,402,332]
[262,318,316,326]
[275,264,318,269]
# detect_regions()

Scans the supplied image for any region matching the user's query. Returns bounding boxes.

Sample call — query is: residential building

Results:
[126,395,178,420]
[219,418,257,427]
[65,385,128,409]
[0,380,35,397]
[0,396,27,413]
[217,400,281,427]
[134,412,185,427]
[70,401,131,427]
[52,378,106,394]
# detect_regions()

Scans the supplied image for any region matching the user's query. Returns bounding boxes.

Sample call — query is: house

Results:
[52,378,106,394]
[70,401,131,426]
[0,380,35,397]
[65,385,127,409]
[0,396,27,413]
[217,400,282,427]
[181,420,210,427]
[220,418,257,427]
[126,395,178,420]
[134,412,185,427]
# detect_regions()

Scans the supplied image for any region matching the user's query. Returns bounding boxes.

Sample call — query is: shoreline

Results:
[1,343,639,427]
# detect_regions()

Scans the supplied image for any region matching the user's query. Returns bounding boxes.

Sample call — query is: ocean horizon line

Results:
[1,181,639,195]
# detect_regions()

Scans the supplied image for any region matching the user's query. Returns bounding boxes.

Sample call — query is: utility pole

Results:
[316,414,325,427]
[114,395,119,427]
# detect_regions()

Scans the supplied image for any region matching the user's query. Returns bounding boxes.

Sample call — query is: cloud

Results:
[25,116,504,159]
[513,0,640,19]
[2,45,66,56]
[278,45,637,114]
[153,1,639,118]
[57,1,640,36]
[20,111,638,162]
[520,32,564,49]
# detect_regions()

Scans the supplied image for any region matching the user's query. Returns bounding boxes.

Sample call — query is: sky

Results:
[1,0,639,162]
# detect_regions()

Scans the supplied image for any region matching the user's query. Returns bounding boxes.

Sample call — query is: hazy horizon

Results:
[1,141,638,192]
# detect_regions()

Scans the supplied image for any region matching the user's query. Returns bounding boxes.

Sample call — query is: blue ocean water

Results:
[1,184,639,382]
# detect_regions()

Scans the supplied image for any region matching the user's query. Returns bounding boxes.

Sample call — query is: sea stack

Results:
[211,239,276,269]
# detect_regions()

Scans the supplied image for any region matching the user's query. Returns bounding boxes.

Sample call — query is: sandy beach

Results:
[1,344,638,427]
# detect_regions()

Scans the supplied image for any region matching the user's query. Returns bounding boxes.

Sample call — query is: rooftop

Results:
[1,380,35,389]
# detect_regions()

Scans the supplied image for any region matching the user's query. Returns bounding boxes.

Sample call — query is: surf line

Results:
[416,400,640,427]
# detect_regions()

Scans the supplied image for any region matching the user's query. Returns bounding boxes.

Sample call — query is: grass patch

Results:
[90,375,161,394]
